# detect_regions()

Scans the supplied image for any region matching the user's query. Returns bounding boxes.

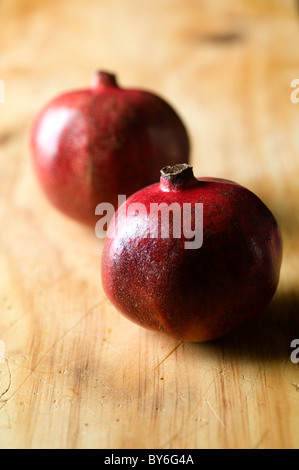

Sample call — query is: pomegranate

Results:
[30,71,190,226]
[101,164,282,342]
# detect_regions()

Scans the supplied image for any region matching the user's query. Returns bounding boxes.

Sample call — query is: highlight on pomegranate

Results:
[30,71,190,226]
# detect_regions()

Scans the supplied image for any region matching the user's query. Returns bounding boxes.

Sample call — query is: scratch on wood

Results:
[241,374,257,383]
[291,382,299,391]
[160,428,183,449]
[0,360,12,404]
[253,429,269,449]
[206,400,225,428]
[154,341,183,370]
[0,301,102,412]
[41,270,71,287]
[3,313,30,334]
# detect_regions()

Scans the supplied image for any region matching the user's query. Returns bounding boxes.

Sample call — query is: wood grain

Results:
[0,0,299,449]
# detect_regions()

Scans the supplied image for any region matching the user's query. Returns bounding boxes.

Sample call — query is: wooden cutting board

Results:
[1,0,299,449]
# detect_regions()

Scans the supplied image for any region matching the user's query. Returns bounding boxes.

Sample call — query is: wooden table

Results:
[0,0,299,449]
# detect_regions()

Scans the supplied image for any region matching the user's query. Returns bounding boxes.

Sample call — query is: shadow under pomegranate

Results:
[189,289,299,363]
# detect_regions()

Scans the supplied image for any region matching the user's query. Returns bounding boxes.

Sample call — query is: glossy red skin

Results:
[31,72,190,226]
[101,171,282,342]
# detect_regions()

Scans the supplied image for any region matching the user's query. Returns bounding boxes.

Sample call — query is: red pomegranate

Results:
[31,71,190,226]
[101,164,282,342]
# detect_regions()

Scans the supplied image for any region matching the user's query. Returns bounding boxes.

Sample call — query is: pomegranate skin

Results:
[101,164,282,342]
[31,71,190,226]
